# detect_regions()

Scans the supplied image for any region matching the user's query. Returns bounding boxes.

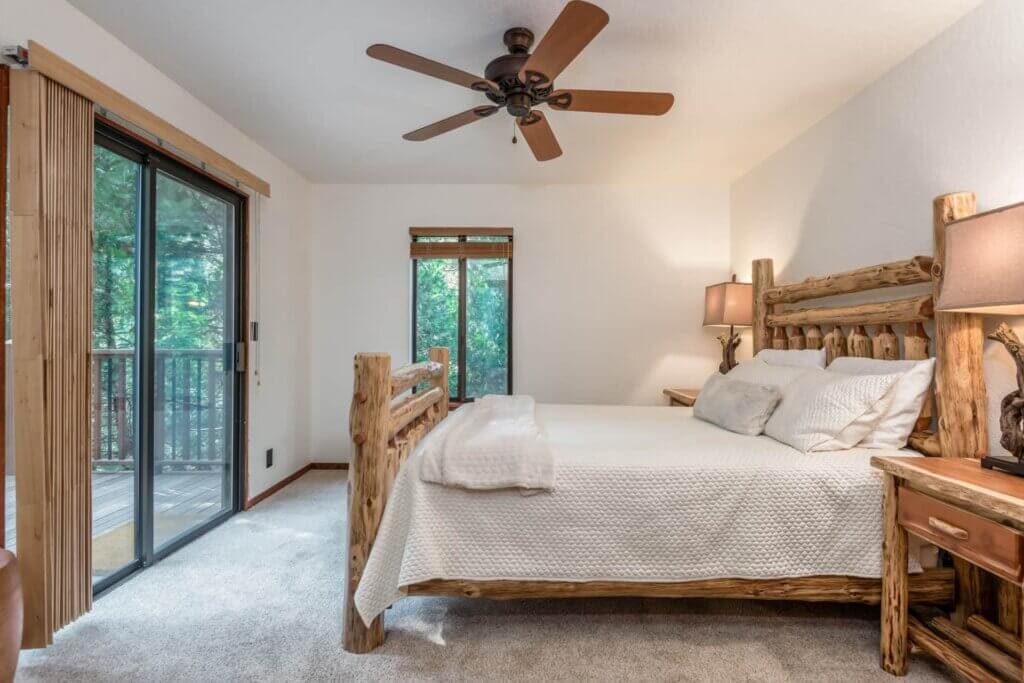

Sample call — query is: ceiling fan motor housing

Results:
[485,28,552,116]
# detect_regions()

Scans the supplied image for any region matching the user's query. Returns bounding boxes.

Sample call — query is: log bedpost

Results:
[932,192,991,630]
[932,192,988,459]
[344,352,391,653]
[428,347,449,421]
[880,473,909,675]
[752,258,774,354]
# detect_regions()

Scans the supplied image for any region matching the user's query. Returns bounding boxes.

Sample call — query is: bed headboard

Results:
[751,192,989,460]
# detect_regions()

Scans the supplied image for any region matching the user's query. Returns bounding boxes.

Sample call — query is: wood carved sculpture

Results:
[988,322,1024,460]
[718,331,741,374]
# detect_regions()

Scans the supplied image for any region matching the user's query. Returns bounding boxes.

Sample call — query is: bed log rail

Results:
[344,347,450,653]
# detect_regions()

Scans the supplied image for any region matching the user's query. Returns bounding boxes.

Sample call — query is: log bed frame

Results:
[342,192,989,654]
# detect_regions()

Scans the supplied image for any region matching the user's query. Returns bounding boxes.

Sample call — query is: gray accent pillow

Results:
[693,374,783,436]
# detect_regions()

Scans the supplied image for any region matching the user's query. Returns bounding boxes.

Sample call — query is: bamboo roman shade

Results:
[409,227,513,259]
[10,71,94,648]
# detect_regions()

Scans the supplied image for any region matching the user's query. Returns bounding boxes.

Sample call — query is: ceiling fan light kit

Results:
[366,0,674,162]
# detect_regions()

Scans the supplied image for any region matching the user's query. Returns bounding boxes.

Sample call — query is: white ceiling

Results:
[68,0,982,184]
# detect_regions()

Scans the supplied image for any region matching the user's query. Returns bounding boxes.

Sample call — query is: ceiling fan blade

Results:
[517,111,562,161]
[403,106,499,142]
[367,44,500,94]
[547,90,674,115]
[518,1,609,87]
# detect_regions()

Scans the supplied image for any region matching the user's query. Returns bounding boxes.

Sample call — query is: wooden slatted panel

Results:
[823,326,848,365]
[805,325,823,350]
[848,325,871,358]
[872,325,900,360]
[905,322,934,433]
[10,72,93,647]
[771,327,788,350]
[787,326,806,350]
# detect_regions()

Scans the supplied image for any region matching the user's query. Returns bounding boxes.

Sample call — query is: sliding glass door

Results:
[152,170,237,551]
[92,124,243,592]
[92,139,143,584]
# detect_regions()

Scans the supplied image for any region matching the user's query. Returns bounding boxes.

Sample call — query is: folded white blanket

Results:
[419,395,554,492]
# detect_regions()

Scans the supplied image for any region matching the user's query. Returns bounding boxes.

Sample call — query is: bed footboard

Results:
[343,347,449,653]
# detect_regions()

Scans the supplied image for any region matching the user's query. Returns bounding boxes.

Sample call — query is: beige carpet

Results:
[17,471,953,681]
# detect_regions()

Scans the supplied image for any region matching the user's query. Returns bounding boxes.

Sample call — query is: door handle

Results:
[927,516,968,540]
[235,342,247,373]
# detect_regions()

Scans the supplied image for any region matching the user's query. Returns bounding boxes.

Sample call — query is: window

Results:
[411,229,512,401]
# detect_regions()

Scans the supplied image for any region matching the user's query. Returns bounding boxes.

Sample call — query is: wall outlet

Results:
[266,448,273,468]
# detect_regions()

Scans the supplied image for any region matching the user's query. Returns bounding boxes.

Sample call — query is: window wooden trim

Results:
[410,227,512,237]
[26,41,271,197]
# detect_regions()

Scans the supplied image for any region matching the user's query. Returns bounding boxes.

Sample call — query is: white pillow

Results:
[756,348,827,369]
[827,357,936,449]
[693,374,782,436]
[727,359,813,391]
[765,371,900,451]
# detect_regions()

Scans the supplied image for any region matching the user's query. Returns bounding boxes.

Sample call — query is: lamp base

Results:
[980,454,1024,477]
[717,327,741,375]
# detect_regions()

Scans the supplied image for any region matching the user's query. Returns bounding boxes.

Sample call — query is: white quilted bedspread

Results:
[354,404,919,625]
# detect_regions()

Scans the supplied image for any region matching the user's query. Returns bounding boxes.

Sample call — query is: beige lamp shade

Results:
[936,202,1024,315]
[703,280,753,327]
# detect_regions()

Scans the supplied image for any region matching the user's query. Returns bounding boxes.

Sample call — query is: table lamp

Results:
[703,275,753,373]
[936,201,1024,475]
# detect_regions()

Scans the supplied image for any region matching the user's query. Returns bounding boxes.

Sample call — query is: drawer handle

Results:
[928,516,969,540]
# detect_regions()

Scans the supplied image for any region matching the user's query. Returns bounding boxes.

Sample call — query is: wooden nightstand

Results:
[871,456,1024,680]
[663,388,700,407]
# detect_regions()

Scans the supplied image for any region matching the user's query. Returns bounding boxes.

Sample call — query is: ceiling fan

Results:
[366,0,674,162]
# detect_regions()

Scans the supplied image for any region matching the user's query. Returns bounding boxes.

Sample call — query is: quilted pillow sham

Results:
[693,374,782,436]
[827,357,936,449]
[726,359,812,391]
[765,370,900,452]
[755,348,827,369]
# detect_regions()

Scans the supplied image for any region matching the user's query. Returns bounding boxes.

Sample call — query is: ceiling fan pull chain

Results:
[512,118,518,145]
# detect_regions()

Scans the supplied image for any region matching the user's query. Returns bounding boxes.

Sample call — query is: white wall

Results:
[309,184,731,462]
[1,0,314,497]
[730,0,1024,456]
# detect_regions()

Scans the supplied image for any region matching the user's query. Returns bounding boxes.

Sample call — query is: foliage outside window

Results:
[412,232,512,401]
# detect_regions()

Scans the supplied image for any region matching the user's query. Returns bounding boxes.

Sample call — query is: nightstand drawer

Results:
[898,487,1024,583]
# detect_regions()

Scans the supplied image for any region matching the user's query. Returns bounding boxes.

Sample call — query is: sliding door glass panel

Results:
[466,259,509,397]
[91,143,142,582]
[415,258,459,397]
[153,171,235,551]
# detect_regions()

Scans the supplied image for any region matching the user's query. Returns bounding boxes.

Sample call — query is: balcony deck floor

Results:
[5,471,224,557]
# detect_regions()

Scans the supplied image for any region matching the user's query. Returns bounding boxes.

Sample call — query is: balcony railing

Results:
[91,348,228,472]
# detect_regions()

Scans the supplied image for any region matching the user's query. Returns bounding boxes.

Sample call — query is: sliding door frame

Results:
[0,65,8,549]
[93,121,247,595]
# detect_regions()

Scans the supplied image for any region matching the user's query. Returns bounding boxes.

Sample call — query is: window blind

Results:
[409,227,513,259]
